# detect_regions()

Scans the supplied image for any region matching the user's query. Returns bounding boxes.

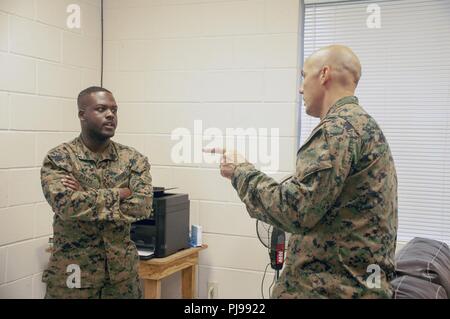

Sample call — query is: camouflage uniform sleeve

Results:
[119,154,153,221]
[41,149,122,222]
[231,120,356,234]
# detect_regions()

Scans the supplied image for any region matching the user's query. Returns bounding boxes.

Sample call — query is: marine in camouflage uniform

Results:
[40,87,153,299]
[232,96,398,298]
[210,45,398,298]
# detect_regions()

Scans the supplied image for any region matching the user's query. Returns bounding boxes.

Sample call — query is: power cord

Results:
[261,262,271,299]
[269,270,276,294]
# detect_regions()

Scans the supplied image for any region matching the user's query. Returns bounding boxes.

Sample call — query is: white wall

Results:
[0,0,101,298]
[104,0,301,298]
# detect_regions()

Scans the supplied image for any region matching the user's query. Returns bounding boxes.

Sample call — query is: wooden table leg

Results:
[181,265,196,299]
[144,279,161,299]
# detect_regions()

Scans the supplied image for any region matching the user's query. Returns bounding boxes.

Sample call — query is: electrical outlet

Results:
[207,282,218,299]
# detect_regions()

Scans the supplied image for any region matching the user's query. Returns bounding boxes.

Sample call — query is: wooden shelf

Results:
[138,244,208,299]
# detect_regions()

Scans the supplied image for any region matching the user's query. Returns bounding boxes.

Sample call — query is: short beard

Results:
[84,125,113,142]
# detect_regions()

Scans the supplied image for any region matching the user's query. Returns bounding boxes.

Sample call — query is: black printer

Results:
[131,188,190,259]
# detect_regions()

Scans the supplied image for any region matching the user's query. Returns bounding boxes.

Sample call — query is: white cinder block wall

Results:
[104,0,301,298]
[0,0,101,298]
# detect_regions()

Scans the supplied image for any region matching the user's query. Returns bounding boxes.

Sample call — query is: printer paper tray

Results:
[137,247,155,260]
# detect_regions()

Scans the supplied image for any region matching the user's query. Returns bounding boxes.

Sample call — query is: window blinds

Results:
[301,0,450,243]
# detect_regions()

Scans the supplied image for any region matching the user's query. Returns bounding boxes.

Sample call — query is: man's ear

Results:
[78,108,85,121]
[320,66,331,85]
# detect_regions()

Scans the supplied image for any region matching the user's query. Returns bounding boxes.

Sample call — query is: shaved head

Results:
[306,44,361,87]
[300,45,362,119]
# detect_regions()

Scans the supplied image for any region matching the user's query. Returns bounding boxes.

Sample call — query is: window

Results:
[301,0,450,243]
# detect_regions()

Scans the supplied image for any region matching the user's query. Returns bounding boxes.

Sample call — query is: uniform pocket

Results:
[297,160,333,182]
[296,127,333,182]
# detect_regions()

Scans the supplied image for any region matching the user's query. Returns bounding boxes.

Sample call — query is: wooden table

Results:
[138,245,207,299]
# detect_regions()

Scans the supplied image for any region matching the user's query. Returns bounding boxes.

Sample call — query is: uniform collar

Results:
[297,96,359,154]
[73,136,118,162]
[324,95,359,118]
